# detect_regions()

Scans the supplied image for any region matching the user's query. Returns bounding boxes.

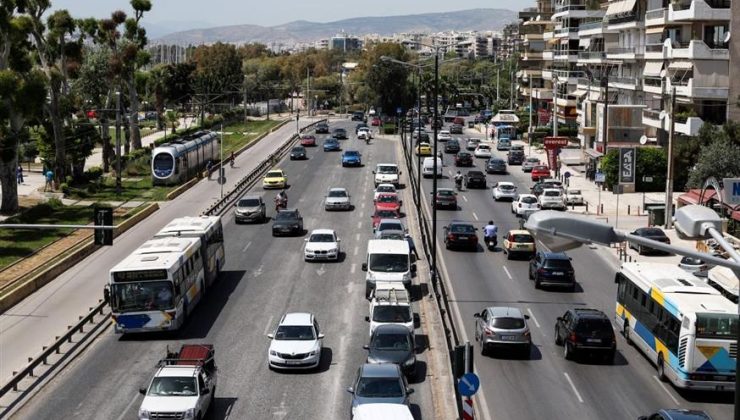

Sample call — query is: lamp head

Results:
[524,211,620,251]
[673,205,723,239]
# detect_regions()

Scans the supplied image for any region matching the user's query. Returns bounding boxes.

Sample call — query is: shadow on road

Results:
[211,397,238,419]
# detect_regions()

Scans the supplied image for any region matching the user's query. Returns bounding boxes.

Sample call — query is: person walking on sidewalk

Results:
[16,165,23,184]
[44,169,53,191]
[206,160,213,180]
[229,151,235,168]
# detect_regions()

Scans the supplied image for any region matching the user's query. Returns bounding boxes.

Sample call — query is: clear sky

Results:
[50,0,532,28]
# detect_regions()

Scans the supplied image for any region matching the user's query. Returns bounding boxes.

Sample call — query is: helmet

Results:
[488,220,494,225]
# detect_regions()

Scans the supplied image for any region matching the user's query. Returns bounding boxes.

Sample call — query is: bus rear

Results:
[680,304,737,391]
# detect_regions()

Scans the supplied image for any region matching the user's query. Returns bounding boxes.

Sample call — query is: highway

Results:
[410,126,733,420]
[12,120,435,419]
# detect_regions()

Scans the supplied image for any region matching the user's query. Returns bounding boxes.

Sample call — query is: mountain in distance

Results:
[153,8,518,46]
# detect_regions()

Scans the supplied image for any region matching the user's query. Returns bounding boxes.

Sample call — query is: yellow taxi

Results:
[503,229,536,260]
[415,142,432,156]
[262,168,288,189]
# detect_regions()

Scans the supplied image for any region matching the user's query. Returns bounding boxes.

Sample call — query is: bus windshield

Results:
[152,153,173,176]
[111,281,174,313]
[696,313,738,339]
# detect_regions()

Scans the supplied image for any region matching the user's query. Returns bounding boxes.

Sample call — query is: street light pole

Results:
[664,86,676,229]
[553,78,558,137]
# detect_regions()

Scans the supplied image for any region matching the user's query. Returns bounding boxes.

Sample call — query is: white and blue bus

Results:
[154,216,225,289]
[109,237,205,333]
[615,262,737,391]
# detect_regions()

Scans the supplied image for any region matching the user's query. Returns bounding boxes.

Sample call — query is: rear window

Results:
[544,191,561,197]
[521,196,538,204]
[534,166,548,171]
[575,318,612,333]
[512,234,533,243]
[492,317,525,329]
[450,224,475,234]
[544,259,572,269]
[499,184,516,191]
[567,190,581,195]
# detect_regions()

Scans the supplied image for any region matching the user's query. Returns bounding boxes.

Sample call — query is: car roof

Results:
[571,308,609,319]
[280,312,313,326]
[378,218,403,224]
[488,306,525,318]
[508,229,532,236]
[467,170,484,175]
[438,187,455,192]
[329,187,347,192]
[310,229,335,236]
[449,221,475,227]
[374,324,411,335]
[239,194,262,200]
[360,363,402,377]
[542,188,562,193]
[542,251,569,260]
[658,409,712,420]
[277,208,299,214]
[518,194,537,199]
[376,183,396,189]
[498,181,515,186]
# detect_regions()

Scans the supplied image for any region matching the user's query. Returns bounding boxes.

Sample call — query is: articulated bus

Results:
[154,216,225,289]
[615,263,737,391]
[109,237,205,333]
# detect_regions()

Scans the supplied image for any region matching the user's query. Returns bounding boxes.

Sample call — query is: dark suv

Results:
[464,171,487,189]
[554,308,616,362]
[444,139,461,154]
[455,151,474,167]
[528,251,576,290]
[271,209,304,236]
[507,150,524,165]
[365,324,417,379]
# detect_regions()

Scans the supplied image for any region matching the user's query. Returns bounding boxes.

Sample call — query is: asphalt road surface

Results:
[12,121,434,419]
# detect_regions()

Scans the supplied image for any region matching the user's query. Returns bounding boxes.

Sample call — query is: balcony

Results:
[577,20,616,35]
[668,77,729,100]
[532,88,554,100]
[524,33,544,42]
[553,5,604,19]
[674,116,705,136]
[543,51,554,60]
[645,8,668,26]
[644,43,667,59]
[668,0,731,22]
[642,108,664,129]
[523,51,544,61]
[642,76,663,94]
[543,31,554,41]
[542,69,553,80]
[606,46,644,60]
[553,49,579,61]
[609,76,642,90]
[578,51,607,63]
[670,39,729,60]
[554,26,579,38]
[553,69,582,84]
[606,12,643,29]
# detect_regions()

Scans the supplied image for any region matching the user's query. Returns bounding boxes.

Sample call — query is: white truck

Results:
[138,344,217,420]
[367,281,414,337]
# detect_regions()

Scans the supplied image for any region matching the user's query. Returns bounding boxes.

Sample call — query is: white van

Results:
[368,281,413,337]
[362,239,415,298]
[422,157,442,178]
[354,403,414,420]
[374,163,401,187]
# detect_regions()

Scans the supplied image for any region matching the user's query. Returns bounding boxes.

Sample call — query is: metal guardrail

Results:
[0,118,326,407]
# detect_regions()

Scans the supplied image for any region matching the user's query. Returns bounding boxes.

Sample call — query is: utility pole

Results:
[243,82,248,123]
[510,70,515,109]
[306,68,311,117]
[115,91,122,195]
[220,123,224,199]
[664,86,676,229]
[432,50,439,291]
[528,90,533,151]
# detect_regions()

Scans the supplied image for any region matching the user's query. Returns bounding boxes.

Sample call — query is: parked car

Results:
[449,124,463,134]
[474,144,492,158]
[300,134,317,146]
[529,251,576,290]
[522,157,540,172]
[539,188,566,210]
[432,188,458,210]
[371,116,382,126]
[267,312,324,370]
[304,229,341,261]
[464,171,487,189]
[438,130,452,141]
[511,194,540,217]
[531,165,551,182]
[503,230,536,260]
[342,150,362,167]
[444,221,478,251]
[323,138,341,152]
[290,145,307,160]
[554,308,616,362]
[364,324,417,378]
[444,139,461,153]
[325,187,352,211]
[315,122,329,133]
[333,128,348,139]
[474,306,531,357]
[564,188,584,205]
[492,182,517,201]
[347,364,413,417]
[234,194,266,224]
[486,158,507,174]
[466,138,481,151]
[272,209,304,236]
[629,227,671,255]
[455,151,474,167]
[678,256,709,277]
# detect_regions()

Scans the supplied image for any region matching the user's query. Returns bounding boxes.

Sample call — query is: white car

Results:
[438,130,452,141]
[511,194,541,216]
[304,229,341,261]
[564,188,584,205]
[374,183,397,200]
[358,127,373,140]
[325,187,352,211]
[474,144,492,158]
[492,182,518,201]
[539,188,566,210]
[267,312,324,370]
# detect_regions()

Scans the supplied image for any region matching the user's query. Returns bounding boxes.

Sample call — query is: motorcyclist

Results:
[454,171,463,190]
[275,191,288,211]
[483,220,498,248]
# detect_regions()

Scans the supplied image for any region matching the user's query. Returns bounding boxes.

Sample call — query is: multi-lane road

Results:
[410,126,733,420]
[11,120,435,419]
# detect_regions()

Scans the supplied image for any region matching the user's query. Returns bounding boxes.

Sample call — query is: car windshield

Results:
[292,147,304,152]
[309,233,335,243]
[478,145,490,150]
[521,196,538,204]
[378,195,398,203]
[696,313,738,339]
[373,306,412,323]
[355,377,404,398]
[492,317,525,329]
[526,158,539,163]
[275,212,298,221]
[499,184,516,191]
[376,212,398,220]
[326,139,337,144]
[371,332,412,350]
[544,191,561,197]
[238,198,261,207]
[369,254,409,273]
[377,166,398,174]
[544,259,572,269]
[147,377,197,397]
[512,234,533,242]
[468,172,484,178]
[450,224,475,234]
[345,151,359,156]
[328,190,347,198]
[266,171,283,178]
[110,281,173,313]
[275,325,315,340]
[575,318,612,333]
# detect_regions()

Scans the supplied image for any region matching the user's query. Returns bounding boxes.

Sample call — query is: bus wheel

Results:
[657,354,667,382]
[623,323,632,346]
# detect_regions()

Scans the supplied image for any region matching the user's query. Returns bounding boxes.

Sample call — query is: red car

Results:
[300,135,316,146]
[374,193,402,213]
[371,117,382,126]
[371,209,401,229]
[531,165,551,182]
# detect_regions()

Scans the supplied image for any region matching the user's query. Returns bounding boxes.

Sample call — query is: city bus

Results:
[108,237,205,333]
[154,216,225,289]
[494,124,516,140]
[615,262,737,391]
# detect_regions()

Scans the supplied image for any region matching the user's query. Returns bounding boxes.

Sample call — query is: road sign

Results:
[94,206,113,246]
[396,107,403,115]
[723,178,740,206]
[595,171,605,183]
[642,176,653,183]
[458,372,480,397]
[618,147,636,183]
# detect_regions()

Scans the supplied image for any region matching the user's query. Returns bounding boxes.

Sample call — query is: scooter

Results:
[275,198,287,212]
[455,178,463,191]
[484,235,497,251]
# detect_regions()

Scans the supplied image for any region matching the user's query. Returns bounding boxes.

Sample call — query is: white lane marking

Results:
[350,263,356,274]
[115,395,141,420]
[653,376,680,405]
[263,315,274,336]
[526,308,541,328]
[472,212,479,221]
[503,266,512,280]
[361,201,366,209]
[357,221,362,229]
[353,246,359,256]
[462,195,468,202]
[359,210,364,218]
[563,372,584,403]
[355,233,360,241]
[242,241,252,252]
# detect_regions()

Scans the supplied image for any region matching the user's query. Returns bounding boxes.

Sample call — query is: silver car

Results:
[522,157,540,172]
[474,306,531,357]
[234,194,266,223]
[324,187,352,211]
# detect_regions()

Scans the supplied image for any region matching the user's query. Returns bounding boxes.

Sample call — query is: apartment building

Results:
[518,5,553,125]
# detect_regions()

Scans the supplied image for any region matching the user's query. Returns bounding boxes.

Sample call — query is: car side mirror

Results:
[304,238,309,242]
[524,314,530,320]
[267,333,274,339]
[363,344,369,349]
[347,387,355,394]
[318,333,325,339]
[406,388,415,395]
[556,317,563,322]
[473,312,481,318]
[362,263,368,271]
[372,171,376,174]
[411,264,417,273]
[337,238,341,242]
[139,387,147,395]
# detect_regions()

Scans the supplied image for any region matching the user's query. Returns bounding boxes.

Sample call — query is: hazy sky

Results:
[50,0,532,28]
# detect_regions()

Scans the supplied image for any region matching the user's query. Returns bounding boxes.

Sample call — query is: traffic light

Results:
[94,206,113,246]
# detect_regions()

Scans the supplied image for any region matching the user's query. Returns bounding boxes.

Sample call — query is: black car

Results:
[444,221,478,251]
[507,150,524,165]
[455,151,474,167]
[528,251,576,290]
[464,171,487,189]
[531,180,563,196]
[486,158,507,174]
[315,122,329,134]
[444,139,461,154]
[289,146,307,160]
[629,227,671,255]
[332,128,348,139]
[450,124,463,134]
[364,324,417,378]
[554,308,616,362]
[351,111,365,121]
[271,209,304,236]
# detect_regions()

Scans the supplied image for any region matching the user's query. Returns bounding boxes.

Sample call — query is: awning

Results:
[579,38,592,48]
[677,189,717,206]
[644,61,664,77]
[645,26,665,34]
[573,89,588,99]
[584,148,604,158]
[668,61,693,70]
[605,0,637,16]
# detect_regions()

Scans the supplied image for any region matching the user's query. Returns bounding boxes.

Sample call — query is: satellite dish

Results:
[639,135,648,145]
[724,31,731,43]
[659,110,668,120]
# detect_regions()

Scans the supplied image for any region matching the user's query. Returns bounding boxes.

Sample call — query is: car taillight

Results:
[537,268,546,274]
[472,235,478,242]
[447,234,455,241]
[569,332,577,343]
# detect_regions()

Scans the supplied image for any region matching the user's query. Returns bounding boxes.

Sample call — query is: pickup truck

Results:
[367,281,413,337]
[138,344,217,420]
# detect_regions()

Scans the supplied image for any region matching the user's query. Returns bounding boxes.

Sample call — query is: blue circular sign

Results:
[458,372,480,397]
[564,171,571,178]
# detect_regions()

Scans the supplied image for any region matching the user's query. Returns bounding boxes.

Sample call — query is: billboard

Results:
[618,147,636,184]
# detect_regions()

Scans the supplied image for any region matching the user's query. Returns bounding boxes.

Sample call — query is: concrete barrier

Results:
[166,177,198,200]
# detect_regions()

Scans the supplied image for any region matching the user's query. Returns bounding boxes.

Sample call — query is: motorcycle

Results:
[454,177,463,191]
[484,235,497,251]
[274,197,288,212]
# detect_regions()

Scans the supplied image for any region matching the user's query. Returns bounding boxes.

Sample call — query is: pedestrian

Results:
[405,233,420,260]
[206,160,213,180]
[16,165,23,184]
[230,151,235,168]
[44,169,54,192]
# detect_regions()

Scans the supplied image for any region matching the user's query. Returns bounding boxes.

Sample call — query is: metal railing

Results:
[607,47,644,55]
[643,76,663,87]
[553,69,583,79]
[578,51,606,59]
[611,76,641,87]
[645,43,664,52]
[645,8,667,19]
[578,21,605,31]
[643,108,662,120]
[556,3,586,12]
[606,12,640,24]
[554,27,579,35]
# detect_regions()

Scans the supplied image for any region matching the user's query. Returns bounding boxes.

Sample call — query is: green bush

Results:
[59,182,70,195]
[47,197,63,208]
[85,166,104,182]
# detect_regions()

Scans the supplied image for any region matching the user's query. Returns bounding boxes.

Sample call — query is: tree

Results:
[191,42,244,117]
[363,43,413,113]
[687,136,740,189]
[0,1,46,213]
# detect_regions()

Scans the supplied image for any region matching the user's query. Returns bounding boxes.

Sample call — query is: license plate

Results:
[586,338,601,343]
[500,335,517,341]
[715,376,728,381]
[458,236,468,240]
[516,244,529,249]
[552,271,564,275]
[286,360,303,364]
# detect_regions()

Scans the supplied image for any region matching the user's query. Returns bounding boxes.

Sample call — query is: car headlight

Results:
[367,272,376,282]
[184,408,196,419]
[292,224,300,229]
[270,350,278,356]
[329,248,338,253]
[404,356,416,366]
[138,409,150,420]
[309,350,318,356]
[403,272,411,282]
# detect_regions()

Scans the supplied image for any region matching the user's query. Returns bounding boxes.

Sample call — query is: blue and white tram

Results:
[151,131,219,185]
